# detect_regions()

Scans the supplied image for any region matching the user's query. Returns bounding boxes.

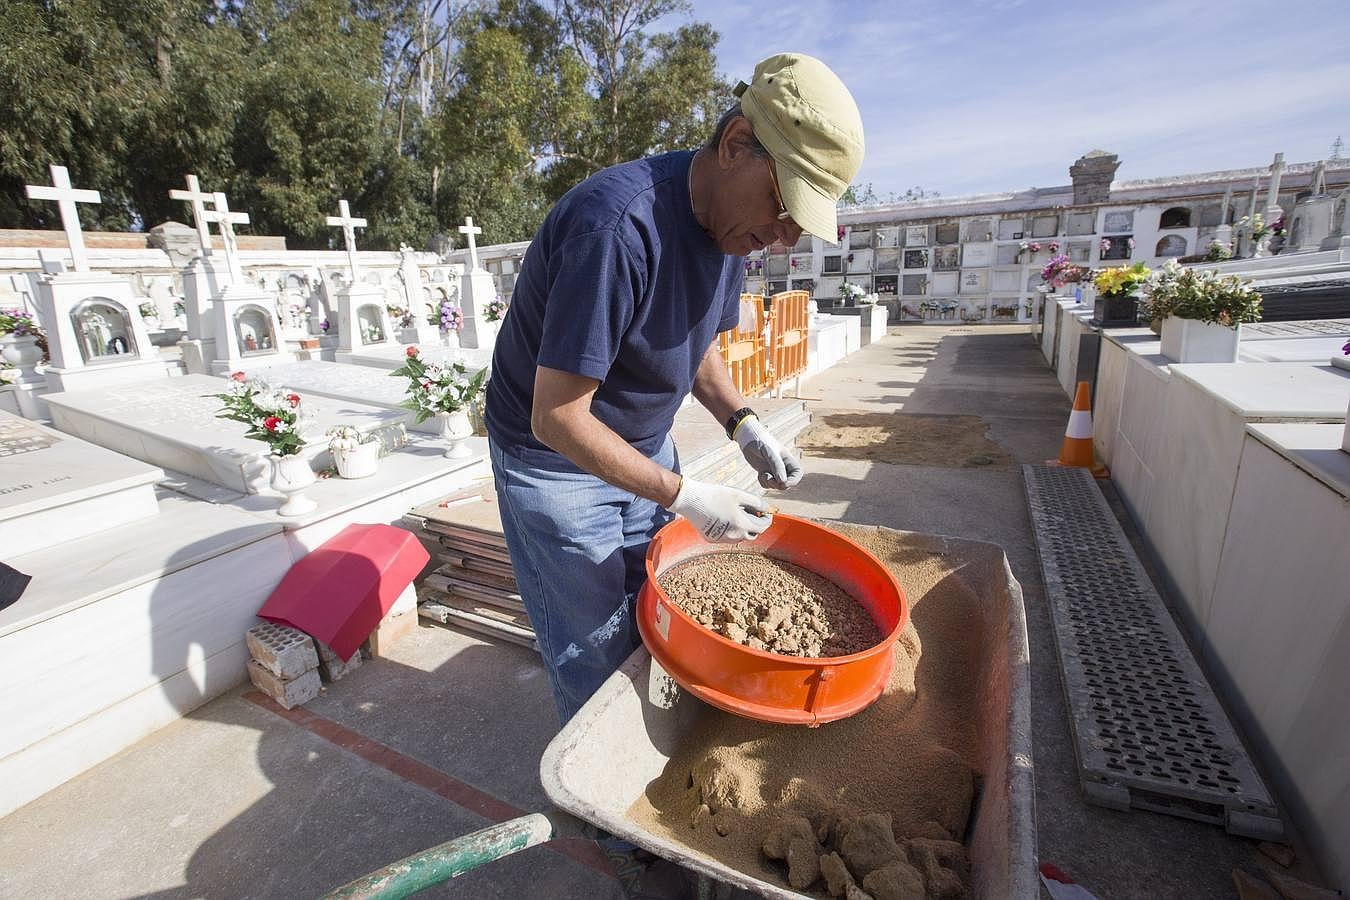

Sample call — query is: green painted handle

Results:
[323,813,554,899]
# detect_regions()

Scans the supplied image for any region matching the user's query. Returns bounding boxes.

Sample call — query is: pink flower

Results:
[286,393,300,408]
[1030,242,1041,252]
[230,371,246,382]
[263,416,281,432]
[406,346,418,358]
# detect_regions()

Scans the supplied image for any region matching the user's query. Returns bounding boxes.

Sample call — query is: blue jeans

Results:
[490,436,677,724]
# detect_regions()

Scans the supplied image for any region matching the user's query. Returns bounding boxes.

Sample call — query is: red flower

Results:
[264,416,282,432]
[286,393,301,408]
[230,371,246,382]
[406,346,419,358]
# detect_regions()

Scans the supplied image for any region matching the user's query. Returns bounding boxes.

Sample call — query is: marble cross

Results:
[24,164,101,273]
[202,191,250,284]
[326,200,368,282]
[169,174,215,257]
[458,216,483,271]
[1264,152,1286,212]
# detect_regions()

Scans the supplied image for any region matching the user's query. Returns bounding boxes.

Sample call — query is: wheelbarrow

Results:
[323,527,1037,899]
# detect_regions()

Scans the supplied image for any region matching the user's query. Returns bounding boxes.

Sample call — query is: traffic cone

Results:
[1048,381,1108,477]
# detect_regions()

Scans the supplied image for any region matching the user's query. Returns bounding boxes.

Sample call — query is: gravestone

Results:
[1066,211,1097,236]
[25,166,166,392]
[960,270,989,293]
[934,223,959,245]
[44,374,406,494]
[0,410,161,557]
[456,217,498,351]
[998,219,1024,240]
[167,175,232,369]
[961,243,994,267]
[929,271,959,295]
[397,244,441,344]
[904,225,929,247]
[1102,210,1134,234]
[201,192,294,375]
[327,200,396,363]
[903,249,929,269]
[932,246,960,271]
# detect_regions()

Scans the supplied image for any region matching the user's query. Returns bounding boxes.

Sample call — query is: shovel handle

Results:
[323,813,554,899]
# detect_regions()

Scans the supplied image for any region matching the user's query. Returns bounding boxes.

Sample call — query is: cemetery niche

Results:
[233,305,277,355]
[72,299,139,362]
[822,255,844,275]
[874,248,900,272]
[1156,235,1188,257]
[875,226,900,248]
[1103,210,1134,233]
[904,225,929,247]
[901,274,928,296]
[966,219,993,242]
[848,228,872,250]
[874,275,898,296]
[1066,211,1097,236]
[933,246,960,271]
[934,222,960,245]
[998,219,1025,240]
[903,249,930,269]
[357,303,387,344]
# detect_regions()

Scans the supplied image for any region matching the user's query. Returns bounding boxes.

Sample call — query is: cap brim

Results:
[776,157,840,244]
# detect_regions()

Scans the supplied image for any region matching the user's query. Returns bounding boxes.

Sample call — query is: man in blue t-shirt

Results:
[485,53,864,728]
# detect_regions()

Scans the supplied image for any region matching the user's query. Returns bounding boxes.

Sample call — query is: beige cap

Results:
[733,53,864,243]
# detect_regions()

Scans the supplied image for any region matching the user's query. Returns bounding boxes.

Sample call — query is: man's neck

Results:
[688,148,713,236]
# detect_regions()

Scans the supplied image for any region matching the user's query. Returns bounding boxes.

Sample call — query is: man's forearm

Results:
[691,340,748,426]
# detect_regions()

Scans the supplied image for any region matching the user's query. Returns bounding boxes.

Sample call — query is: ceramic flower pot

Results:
[271,453,318,516]
[439,408,474,459]
[1092,291,1139,328]
[1160,316,1240,363]
[0,334,43,379]
[333,440,380,479]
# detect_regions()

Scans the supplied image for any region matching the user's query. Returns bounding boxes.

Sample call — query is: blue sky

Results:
[663,0,1350,198]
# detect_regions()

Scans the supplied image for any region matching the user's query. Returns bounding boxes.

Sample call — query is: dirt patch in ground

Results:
[796,412,1012,468]
[657,553,881,658]
[630,525,986,898]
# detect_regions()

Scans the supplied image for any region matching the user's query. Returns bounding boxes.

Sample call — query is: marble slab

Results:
[236,361,440,434]
[43,374,407,494]
[0,411,163,556]
[342,343,493,373]
[1245,423,1350,498]
[1168,363,1350,419]
[1239,336,1350,363]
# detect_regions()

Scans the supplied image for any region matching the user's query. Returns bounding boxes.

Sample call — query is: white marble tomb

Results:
[42,374,406,494]
[0,410,163,556]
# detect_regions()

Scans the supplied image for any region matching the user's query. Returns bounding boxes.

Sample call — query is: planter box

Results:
[1160,316,1240,364]
[1091,291,1138,328]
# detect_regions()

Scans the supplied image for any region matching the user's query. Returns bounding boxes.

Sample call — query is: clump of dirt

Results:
[630,524,988,899]
[796,411,1012,468]
[657,552,882,658]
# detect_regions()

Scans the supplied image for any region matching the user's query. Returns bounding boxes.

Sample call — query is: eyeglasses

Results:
[764,157,792,223]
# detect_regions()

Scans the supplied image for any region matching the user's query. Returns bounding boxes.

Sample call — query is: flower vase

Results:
[0,334,44,380]
[442,329,461,352]
[271,454,318,516]
[439,409,474,459]
[1160,316,1240,363]
[333,440,380,479]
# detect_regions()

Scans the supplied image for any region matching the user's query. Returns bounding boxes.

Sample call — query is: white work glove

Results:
[734,415,804,490]
[669,477,773,543]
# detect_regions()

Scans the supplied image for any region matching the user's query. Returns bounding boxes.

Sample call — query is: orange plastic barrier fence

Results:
[717,293,772,397]
[767,290,810,388]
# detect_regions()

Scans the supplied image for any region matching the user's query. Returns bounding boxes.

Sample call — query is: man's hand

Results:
[734,415,803,490]
[668,478,773,542]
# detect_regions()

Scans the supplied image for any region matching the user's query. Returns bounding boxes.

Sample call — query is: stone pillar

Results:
[1069,151,1121,205]
[457,267,498,350]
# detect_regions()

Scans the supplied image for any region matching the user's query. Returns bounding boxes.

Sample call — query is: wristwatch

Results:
[724,407,757,440]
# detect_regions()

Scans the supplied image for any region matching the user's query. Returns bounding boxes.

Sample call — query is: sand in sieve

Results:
[629,525,988,898]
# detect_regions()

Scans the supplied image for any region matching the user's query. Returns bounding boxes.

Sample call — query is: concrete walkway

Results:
[0,326,1287,898]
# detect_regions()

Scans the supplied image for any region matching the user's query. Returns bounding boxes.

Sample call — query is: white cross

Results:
[326,200,368,281]
[458,216,483,271]
[25,164,101,273]
[201,192,250,284]
[169,174,215,257]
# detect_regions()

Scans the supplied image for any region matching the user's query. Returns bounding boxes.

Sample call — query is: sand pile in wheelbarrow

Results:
[631,528,984,899]
[657,553,882,658]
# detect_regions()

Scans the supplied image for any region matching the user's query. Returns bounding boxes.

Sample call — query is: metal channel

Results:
[1023,465,1282,839]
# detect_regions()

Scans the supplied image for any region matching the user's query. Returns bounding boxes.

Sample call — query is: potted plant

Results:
[482,295,509,342]
[390,346,487,458]
[1092,262,1151,327]
[1041,255,1091,301]
[212,372,318,516]
[0,308,45,380]
[326,425,382,479]
[1140,262,1262,363]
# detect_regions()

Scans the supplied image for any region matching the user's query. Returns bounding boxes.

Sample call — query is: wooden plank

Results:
[418,602,536,650]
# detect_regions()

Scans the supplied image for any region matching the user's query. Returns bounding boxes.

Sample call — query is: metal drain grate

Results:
[1023,465,1283,839]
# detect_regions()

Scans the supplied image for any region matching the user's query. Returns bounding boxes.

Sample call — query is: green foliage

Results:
[1140,261,1263,328]
[389,346,487,422]
[211,375,308,456]
[2,0,731,247]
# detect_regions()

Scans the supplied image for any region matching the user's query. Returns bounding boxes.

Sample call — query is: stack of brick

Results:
[246,622,367,709]
[246,623,321,710]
